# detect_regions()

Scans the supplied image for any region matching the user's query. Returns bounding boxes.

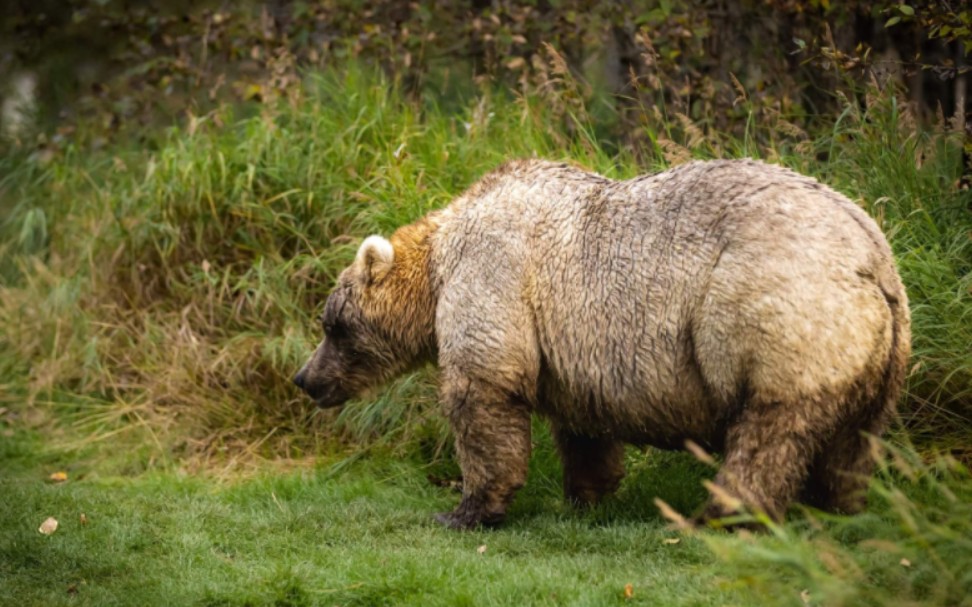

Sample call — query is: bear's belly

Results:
[535,371,729,450]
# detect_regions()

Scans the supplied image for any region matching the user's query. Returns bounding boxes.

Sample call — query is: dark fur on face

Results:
[294,286,383,407]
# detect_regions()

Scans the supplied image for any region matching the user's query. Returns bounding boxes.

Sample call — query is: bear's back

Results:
[433,159,901,444]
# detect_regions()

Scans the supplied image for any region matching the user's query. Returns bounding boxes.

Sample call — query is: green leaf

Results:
[886,16,902,27]
[898,5,915,16]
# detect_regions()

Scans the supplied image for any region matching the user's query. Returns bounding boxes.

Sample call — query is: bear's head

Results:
[293,231,436,408]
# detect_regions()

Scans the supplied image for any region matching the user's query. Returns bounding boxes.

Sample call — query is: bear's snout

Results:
[292,360,352,408]
[292,368,308,390]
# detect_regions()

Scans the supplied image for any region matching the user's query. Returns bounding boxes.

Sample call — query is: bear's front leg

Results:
[436,374,532,530]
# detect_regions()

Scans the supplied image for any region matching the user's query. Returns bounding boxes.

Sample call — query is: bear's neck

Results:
[384,215,440,361]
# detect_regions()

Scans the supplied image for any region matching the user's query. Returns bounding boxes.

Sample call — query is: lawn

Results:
[2,424,742,607]
[3,422,969,607]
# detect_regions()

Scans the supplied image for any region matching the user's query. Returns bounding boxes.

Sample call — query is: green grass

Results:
[3,424,970,607]
[1,65,971,606]
[0,425,725,607]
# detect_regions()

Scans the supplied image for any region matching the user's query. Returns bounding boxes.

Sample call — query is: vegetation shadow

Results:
[506,420,713,527]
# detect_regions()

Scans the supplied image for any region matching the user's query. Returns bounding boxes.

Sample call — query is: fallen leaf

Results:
[477,544,487,554]
[624,583,634,599]
[49,471,68,483]
[900,558,911,567]
[800,589,811,605]
[662,538,681,545]
[39,517,58,535]
[80,513,89,526]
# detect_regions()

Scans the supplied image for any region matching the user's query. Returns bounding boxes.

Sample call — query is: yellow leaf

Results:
[900,558,912,567]
[624,583,634,599]
[49,471,68,483]
[80,513,89,526]
[39,517,58,535]
[662,538,681,545]
[477,544,487,554]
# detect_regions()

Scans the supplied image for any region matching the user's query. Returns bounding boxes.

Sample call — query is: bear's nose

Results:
[292,368,307,391]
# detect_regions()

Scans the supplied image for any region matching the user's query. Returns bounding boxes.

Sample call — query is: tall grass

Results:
[812,96,972,445]
[705,440,972,607]
[0,64,969,470]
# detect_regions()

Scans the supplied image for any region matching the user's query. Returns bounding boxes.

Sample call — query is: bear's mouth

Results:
[310,384,351,409]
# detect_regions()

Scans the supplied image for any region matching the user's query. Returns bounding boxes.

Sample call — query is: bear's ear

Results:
[355,235,395,285]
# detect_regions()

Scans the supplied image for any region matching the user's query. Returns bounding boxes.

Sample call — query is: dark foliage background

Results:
[2,1,969,151]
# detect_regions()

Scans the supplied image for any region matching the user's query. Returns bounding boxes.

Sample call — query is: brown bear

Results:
[293,158,910,529]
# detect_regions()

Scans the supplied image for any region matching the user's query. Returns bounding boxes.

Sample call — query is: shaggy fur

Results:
[294,158,911,529]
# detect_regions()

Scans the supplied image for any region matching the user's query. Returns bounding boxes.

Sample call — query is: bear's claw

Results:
[434,507,505,531]
[434,511,471,530]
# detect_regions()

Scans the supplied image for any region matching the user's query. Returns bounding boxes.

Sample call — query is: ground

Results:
[4,418,969,607]
[1,425,752,607]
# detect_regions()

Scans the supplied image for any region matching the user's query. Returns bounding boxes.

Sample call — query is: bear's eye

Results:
[323,317,348,340]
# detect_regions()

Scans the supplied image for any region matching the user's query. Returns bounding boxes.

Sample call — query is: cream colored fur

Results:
[297,157,911,528]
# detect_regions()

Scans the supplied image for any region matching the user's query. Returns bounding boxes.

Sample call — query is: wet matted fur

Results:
[294,158,910,529]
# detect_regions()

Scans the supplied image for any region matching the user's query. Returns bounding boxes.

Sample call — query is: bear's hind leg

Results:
[703,403,826,525]
[436,374,532,530]
[554,428,625,506]
[802,413,886,514]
